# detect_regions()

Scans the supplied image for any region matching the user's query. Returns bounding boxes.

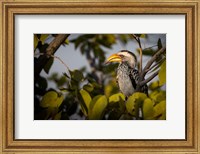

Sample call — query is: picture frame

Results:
[0,0,199,153]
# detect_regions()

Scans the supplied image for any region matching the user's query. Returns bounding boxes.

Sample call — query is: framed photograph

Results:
[1,0,200,153]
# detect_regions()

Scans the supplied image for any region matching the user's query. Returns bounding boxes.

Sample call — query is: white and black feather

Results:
[117,63,148,97]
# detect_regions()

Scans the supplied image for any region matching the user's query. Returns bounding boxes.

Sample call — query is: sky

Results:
[40,34,166,89]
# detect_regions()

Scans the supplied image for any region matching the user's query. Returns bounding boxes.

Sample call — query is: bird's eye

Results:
[120,55,124,58]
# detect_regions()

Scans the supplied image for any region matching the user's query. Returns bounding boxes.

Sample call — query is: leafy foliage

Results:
[34,34,166,120]
[88,95,108,120]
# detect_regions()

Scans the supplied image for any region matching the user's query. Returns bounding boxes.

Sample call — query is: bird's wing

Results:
[129,69,139,89]
[130,69,148,95]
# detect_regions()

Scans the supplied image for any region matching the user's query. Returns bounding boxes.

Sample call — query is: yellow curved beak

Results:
[105,53,122,64]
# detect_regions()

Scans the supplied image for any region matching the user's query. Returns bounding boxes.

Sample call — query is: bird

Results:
[105,50,148,98]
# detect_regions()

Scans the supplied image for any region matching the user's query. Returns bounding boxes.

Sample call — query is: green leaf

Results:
[83,83,94,92]
[59,88,68,92]
[118,34,128,44]
[154,100,166,120]
[142,49,155,56]
[126,92,147,116]
[45,107,59,120]
[79,89,92,116]
[88,95,108,120]
[44,57,54,74]
[140,34,146,38]
[80,43,86,55]
[40,34,49,44]
[57,76,67,87]
[143,98,155,120]
[71,35,95,49]
[104,79,118,97]
[44,108,53,120]
[54,111,62,120]
[96,34,116,48]
[119,114,134,120]
[70,70,84,82]
[107,109,123,120]
[133,34,146,38]
[149,90,166,104]
[109,93,125,104]
[40,91,64,108]
[158,61,166,86]
[74,38,84,49]
[89,95,102,109]
[106,34,116,44]
[64,39,69,45]
[107,93,125,120]
[158,112,166,120]
[155,91,166,102]
[63,72,71,79]
[37,76,47,90]
[149,81,160,90]
[34,35,39,49]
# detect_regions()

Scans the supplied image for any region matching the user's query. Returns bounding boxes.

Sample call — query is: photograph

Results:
[34,34,166,120]
[1,0,199,152]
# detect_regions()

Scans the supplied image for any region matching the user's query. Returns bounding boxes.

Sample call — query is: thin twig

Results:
[131,34,143,74]
[138,41,143,74]
[146,57,166,74]
[50,55,71,74]
[34,53,71,78]
[143,44,158,51]
[34,53,45,56]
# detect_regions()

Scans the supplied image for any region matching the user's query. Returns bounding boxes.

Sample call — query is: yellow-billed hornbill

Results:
[106,50,148,98]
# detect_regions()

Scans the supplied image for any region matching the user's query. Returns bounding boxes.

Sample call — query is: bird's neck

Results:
[118,63,134,75]
[120,62,134,70]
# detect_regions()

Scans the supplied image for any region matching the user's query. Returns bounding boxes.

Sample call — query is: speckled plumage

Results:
[117,63,148,97]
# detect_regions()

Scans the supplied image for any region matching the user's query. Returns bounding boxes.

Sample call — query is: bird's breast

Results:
[117,65,135,97]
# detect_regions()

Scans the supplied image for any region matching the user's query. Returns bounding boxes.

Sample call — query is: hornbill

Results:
[105,50,148,98]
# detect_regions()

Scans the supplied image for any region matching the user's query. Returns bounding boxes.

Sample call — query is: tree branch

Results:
[34,34,70,80]
[140,70,159,86]
[143,44,158,51]
[146,57,166,74]
[46,34,70,57]
[140,47,166,80]
[136,47,166,91]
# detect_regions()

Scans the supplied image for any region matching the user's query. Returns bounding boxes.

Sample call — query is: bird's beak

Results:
[105,53,122,64]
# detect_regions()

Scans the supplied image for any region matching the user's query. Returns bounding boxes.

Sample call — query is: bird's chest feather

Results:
[117,64,135,97]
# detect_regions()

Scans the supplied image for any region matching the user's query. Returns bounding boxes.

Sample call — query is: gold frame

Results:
[0,0,199,153]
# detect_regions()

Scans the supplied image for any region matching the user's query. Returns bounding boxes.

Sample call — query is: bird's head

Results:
[105,50,137,68]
